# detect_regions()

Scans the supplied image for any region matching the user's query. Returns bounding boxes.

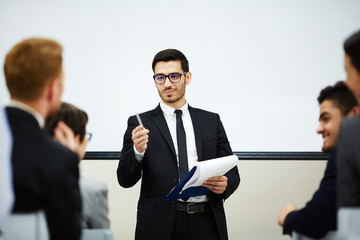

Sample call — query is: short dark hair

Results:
[45,102,88,141]
[317,81,358,116]
[152,49,189,72]
[344,29,360,74]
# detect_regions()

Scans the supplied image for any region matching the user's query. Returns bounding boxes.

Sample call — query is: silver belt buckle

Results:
[186,202,196,214]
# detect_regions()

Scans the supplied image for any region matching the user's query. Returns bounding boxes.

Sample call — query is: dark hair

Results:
[152,49,189,72]
[317,81,358,116]
[344,29,360,74]
[45,102,88,141]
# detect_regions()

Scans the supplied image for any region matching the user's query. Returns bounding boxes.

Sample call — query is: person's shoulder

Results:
[343,115,360,126]
[189,105,216,114]
[80,177,107,190]
[40,133,79,166]
[44,132,75,154]
[189,106,220,117]
[341,115,360,133]
[80,177,108,195]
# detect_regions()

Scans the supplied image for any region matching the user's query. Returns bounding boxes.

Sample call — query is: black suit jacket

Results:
[337,115,360,206]
[283,149,337,238]
[6,107,82,240]
[117,105,240,240]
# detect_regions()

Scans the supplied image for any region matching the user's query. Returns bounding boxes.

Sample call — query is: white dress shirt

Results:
[135,102,208,202]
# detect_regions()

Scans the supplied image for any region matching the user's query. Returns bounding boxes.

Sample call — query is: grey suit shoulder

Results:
[79,177,110,229]
[337,115,360,206]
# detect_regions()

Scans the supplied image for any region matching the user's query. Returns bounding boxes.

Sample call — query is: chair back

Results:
[292,231,338,240]
[338,207,360,239]
[81,229,113,240]
[0,211,48,240]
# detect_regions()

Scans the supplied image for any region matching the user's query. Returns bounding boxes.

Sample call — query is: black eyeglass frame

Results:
[153,72,188,84]
[85,132,92,141]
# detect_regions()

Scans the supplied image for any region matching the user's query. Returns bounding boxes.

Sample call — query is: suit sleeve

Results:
[211,114,240,200]
[283,152,337,238]
[117,116,143,188]
[45,152,82,240]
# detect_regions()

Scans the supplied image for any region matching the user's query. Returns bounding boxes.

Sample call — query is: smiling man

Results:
[277,81,360,238]
[117,49,240,240]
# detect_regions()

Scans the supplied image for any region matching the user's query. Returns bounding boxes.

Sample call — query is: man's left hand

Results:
[202,176,228,194]
[278,203,298,226]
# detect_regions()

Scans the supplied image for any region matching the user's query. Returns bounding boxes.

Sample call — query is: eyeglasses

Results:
[85,132,92,141]
[153,72,188,84]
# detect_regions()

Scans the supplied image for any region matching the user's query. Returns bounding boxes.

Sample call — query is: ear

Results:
[350,105,360,116]
[185,72,192,86]
[74,134,82,144]
[46,78,60,102]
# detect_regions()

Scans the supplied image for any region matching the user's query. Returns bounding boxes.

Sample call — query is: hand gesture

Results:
[131,125,149,153]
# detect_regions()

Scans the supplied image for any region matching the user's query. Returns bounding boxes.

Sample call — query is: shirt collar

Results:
[8,100,45,128]
[160,101,189,118]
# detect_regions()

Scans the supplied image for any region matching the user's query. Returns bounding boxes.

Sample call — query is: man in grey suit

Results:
[337,29,360,206]
[45,102,110,229]
[79,177,109,229]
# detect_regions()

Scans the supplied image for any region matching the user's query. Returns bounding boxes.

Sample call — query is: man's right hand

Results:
[132,125,149,153]
[54,121,77,153]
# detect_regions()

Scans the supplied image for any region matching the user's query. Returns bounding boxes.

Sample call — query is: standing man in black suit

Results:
[117,49,240,240]
[3,38,82,239]
[277,81,360,238]
[337,29,360,207]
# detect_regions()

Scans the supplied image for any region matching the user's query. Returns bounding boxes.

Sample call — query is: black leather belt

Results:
[176,202,210,214]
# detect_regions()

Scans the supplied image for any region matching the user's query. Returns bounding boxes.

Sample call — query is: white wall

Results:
[80,159,327,240]
[1,0,360,152]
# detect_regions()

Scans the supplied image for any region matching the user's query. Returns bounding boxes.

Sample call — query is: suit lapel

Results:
[151,105,176,158]
[189,105,203,160]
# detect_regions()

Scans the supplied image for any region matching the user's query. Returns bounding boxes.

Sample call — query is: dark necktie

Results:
[175,110,189,180]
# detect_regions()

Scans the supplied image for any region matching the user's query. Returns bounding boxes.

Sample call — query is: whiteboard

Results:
[1,0,360,151]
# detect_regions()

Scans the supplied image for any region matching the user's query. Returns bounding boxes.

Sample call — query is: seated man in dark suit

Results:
[45,102,110,229]
[3,38,82,240]
[337,29,360,207]
[277,81,360,238]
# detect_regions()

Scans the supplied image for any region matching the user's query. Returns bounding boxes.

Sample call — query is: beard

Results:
[321,144,334,153]
[158,82,186,104]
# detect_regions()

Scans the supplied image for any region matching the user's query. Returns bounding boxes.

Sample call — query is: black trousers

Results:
[171,207,221,240]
